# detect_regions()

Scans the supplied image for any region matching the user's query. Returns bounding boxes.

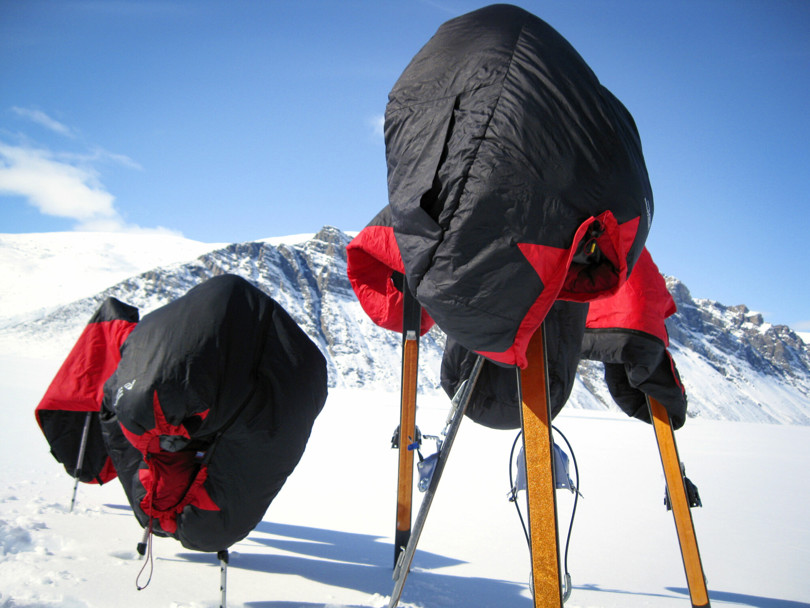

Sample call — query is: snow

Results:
[0,232,225,319]
[2,348,810,608]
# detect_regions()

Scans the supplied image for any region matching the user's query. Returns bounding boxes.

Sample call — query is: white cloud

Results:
[76,216,183,236]
[1,110,174,235]
[0,140,177,235]
[0,143,117,221]
[11,107,74,137]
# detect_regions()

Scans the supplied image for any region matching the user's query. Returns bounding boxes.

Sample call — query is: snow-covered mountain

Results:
[1,227,808,425]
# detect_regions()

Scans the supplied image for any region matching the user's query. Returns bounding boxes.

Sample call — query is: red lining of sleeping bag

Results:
[346,225,434,334]
[478,212,639,368]
[35,319,137,419]
[120,391,219,533]
[585,248,675,345]
[137,454,218,534]
[35,318,137,484]
[665,350,686,396]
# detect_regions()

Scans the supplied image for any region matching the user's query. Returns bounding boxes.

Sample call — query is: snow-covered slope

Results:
[2,366,809,607]
[0,232,225,319]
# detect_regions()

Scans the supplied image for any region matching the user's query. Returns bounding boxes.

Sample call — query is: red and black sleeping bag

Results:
[35,297,139,484]
[581,248,687,428]
[381,4,653,368]
[439,249,687,429]
[100,275,328,552]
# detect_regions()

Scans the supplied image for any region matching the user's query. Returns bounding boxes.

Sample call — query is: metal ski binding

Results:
[390,424,422,451]
[664,462,702,510]
[511,442,578,497]
[416,434,443,492]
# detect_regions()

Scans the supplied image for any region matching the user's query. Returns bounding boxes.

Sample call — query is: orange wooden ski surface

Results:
[394,331,419,566]
[648,396,711,607]
[519,324,564,608]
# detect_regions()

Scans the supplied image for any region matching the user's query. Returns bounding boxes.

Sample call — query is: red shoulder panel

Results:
[346,225,434,334]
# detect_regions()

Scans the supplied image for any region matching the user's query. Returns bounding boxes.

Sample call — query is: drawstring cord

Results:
[136,461,157,590]
[135,517,155,590]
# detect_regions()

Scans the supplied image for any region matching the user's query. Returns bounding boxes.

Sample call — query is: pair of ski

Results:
[390,288,710,607]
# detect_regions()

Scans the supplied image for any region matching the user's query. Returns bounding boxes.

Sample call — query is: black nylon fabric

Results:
[440,300,588,429]
[100,275,328,552]
[87,296,139,326]
[581,329,687,429]
[38,410,109,483]
[386,4,652,355]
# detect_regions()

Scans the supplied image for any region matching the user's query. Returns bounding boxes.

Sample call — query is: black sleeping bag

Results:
[35,297,138,485]
[100,274,328,552]
[384,4,653,368]
[581,248,688,428]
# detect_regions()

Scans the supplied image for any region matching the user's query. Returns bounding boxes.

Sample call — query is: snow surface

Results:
[0,232,225,319]
[2,348,810,608]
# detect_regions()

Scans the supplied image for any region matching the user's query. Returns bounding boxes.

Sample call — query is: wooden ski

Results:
[393,283,422,568]
[647,396,711,608]
[518,324,564,607]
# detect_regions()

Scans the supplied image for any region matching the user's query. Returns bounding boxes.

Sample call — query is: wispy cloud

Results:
[1,109,174,234]
[0,142,117,221]
[369,114,385,138]
[11,107,75,137]
[0,140,166,234]
[416,0,461,16]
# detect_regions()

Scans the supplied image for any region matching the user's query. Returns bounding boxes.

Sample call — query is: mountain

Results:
[1,227,808,425]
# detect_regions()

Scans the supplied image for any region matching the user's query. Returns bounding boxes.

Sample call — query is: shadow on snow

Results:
[177,520,532,607]
[574,583,810,608]
[668,587,810,608]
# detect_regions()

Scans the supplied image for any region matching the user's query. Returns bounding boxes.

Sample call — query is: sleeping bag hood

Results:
[384,4,653,367]
[100,275,328,552]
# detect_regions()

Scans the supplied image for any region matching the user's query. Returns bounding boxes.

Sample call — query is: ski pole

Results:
[69,411,93,512]
[388,355,484,608]
[218,549,229,608]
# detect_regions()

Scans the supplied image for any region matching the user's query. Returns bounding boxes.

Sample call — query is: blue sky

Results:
[1,0,808,330]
